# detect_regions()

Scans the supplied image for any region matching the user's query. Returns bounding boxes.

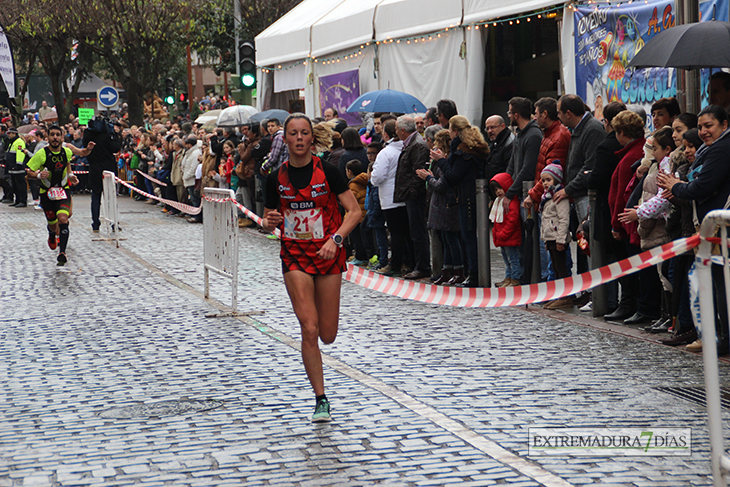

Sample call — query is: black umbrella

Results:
[628,20,730,69]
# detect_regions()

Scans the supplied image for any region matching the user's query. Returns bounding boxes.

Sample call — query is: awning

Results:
[255,0,346,67]
[256,0,565,68]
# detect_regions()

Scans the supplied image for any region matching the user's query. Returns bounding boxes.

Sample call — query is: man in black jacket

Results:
[393,115,431,279]
[484,115,514,183]
[83,118,122,232]
[587,101,629,320]
[554,94,606,279]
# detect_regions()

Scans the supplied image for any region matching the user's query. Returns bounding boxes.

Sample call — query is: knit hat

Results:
[541,162,563,185]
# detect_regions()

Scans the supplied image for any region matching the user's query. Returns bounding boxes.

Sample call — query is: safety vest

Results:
[7,137,27,174]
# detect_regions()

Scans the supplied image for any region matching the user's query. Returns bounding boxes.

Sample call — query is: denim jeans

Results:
[501,246,522,280]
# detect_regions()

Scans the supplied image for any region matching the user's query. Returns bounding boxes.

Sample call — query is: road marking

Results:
[116,245,574,487]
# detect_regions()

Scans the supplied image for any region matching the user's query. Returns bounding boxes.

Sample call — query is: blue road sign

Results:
[98,86,119,108]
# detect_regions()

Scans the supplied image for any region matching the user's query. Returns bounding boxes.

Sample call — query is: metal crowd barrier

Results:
[202,188,240,316]
[697,209,730,487]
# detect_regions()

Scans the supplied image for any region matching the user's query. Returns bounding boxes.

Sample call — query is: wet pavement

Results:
[1,192,729,487]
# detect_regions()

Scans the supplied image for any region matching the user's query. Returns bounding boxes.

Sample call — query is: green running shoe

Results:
[311,398,331,423]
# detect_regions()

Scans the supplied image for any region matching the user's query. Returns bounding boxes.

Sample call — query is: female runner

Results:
[262,114,362,422]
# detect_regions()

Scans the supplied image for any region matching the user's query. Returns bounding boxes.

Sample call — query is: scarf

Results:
[489,196,505,223]
[539,183,564,213]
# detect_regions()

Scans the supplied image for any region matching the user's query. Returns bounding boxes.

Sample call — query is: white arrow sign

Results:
[97,86,119,108]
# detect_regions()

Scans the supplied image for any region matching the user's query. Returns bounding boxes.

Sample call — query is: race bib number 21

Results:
[284,208,324,240]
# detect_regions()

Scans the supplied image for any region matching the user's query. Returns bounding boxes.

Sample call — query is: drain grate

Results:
[655,386,730,410]
[98,399,223,419]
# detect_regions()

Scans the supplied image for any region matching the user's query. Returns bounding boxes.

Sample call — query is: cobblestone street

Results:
[2,193,729,486]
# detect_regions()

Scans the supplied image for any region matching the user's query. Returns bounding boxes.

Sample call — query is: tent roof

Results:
[256,0,563,67]
[76,73,125,96]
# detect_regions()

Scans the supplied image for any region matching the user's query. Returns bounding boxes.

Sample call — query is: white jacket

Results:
[370,140,404,210]
[181,146,201,187]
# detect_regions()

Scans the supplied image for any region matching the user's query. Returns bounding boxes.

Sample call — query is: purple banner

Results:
[319,69,361,126]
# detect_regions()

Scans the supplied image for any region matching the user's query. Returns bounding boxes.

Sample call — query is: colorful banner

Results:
[0,24,15,98]
[318,70,361,127]
[574,0,729,129]
[574,0,676,130]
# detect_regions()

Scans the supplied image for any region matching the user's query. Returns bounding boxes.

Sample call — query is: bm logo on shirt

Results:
[290,201,315,210]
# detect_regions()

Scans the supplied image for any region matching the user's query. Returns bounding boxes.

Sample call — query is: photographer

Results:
[83,117,122,232]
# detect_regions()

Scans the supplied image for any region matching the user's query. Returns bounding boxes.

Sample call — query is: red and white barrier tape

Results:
[136,169,168,187]
[200,194,281,238]
[114,176,202,215]
[344,235,701,308]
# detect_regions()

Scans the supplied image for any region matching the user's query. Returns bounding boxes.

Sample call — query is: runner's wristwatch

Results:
[330,234,343,248]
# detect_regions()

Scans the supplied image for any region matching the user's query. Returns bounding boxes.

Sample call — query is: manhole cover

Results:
[655,386,730,410]
[98,399,223,419]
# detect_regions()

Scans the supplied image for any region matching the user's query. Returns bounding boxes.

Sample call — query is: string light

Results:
[256,4,566,72]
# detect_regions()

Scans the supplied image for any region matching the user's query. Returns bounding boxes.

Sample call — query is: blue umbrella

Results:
[346,89,427,114]
[250,109,291,124]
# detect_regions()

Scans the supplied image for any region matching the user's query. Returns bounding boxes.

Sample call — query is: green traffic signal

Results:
[165,95,175,105]
[241,74,256,88]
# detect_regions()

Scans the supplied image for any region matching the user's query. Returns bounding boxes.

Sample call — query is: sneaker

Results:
[579,301,593,312]
[376,264,391,275]
[686,339,703,352]
[312,398,331,423]
[351,259,368,266]
[48,234,58,250]
[266,234,278,240]
[34,204,43,211]
[57,252,67,266]
[369,255,379,266]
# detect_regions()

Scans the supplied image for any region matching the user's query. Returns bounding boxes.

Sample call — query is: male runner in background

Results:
[26,125,87,265]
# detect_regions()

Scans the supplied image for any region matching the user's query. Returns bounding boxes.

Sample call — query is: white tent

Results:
[255,0,565,125]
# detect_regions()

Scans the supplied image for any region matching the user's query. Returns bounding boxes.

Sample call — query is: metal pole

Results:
[476,179,491,288]
[697,212,729,487]
[588,189,608,316]
[234,0,241,77]
[675,0,688,112]
[684,0,701,114]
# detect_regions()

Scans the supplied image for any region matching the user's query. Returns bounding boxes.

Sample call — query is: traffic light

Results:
[164,78,175,105]
[238,40,256,90]
[179,92,189,112]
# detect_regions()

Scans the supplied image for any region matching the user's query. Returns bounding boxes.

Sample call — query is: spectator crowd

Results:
[3,74,730,357]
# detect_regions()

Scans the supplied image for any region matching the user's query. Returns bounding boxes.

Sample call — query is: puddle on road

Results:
[98,399,223,419]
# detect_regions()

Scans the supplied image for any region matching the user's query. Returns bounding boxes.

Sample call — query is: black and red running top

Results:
[275,156,346,274]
